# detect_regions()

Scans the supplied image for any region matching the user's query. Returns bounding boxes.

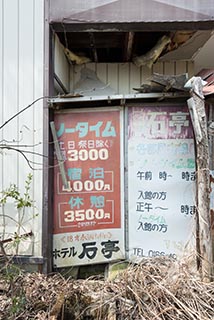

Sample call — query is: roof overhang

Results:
[49,1,214,67]
[49,0,214,31]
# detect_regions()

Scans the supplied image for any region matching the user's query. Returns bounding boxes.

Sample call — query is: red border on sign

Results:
[53,110,121,234]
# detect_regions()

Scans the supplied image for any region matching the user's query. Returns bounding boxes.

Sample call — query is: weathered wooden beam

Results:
[50,121,69,189]
[89,32,98,63]
[152,73,188,91]
[51,21,214,33]
[186,98,202,142]
[133,83,163,93]
[123,31,134,62]
[187,77,213,282]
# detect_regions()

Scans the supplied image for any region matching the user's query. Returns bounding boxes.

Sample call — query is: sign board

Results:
[53,108,124,267]
[128,105,196,261]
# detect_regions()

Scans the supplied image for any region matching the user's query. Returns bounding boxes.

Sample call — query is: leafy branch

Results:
[0,173,37,257]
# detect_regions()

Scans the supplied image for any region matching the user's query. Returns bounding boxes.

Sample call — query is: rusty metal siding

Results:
[0,0,44,257]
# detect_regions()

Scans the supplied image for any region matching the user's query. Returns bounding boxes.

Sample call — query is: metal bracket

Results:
[120,98,126,106]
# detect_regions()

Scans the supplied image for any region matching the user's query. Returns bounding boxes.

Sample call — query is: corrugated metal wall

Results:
[0,0,44,257]
[69,61,194,94]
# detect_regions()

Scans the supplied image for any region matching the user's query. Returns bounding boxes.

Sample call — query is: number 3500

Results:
[67,148,108,161]
[64,208,105,222]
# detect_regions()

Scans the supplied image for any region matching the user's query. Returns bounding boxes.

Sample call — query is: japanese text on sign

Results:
[128,106,196,261]
[53,109,124,267]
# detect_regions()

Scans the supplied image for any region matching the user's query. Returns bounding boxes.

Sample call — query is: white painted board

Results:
[128,105,196,261]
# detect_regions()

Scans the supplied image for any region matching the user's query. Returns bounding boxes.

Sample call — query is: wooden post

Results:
[123,32,134,62]
[187,77,213,282]
[50,121,69,189]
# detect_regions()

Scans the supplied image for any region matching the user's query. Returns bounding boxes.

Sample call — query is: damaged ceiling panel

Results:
[57,31,168,64]
[56,30,213,65]
[159,31,213,61]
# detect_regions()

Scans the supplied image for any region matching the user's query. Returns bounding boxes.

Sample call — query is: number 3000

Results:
[67,148,108,161]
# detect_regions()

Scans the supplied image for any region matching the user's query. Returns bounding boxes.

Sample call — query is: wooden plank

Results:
[53,21,214,33]
[187,77,213,282]
[89,32,98,63]
[188,98,202,142]
[152,73,188,91]
[50,122,68,189]
[123,32,134,62]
